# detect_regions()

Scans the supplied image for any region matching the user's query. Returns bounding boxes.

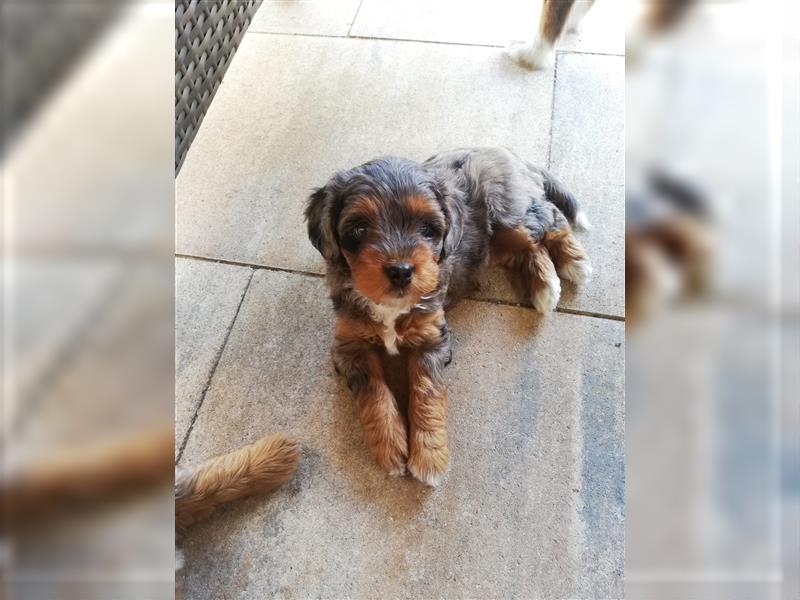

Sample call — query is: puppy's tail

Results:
[175,434,300,534]
[542,171,592,231]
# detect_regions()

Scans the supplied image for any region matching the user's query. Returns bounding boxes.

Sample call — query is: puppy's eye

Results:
[342,224,368,252]
[421,222,440,239]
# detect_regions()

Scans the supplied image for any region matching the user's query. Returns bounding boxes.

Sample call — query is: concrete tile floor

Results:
[175,258,252,457]
[177,1,624,597]
[179,269,624,598]
[351,0,625,55]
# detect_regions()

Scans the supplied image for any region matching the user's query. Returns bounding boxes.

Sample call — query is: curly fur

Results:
[306,147,590,485]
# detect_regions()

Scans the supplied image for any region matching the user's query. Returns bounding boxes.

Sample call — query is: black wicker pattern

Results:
[175,0,263,172]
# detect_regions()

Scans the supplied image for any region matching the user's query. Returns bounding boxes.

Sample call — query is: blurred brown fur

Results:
[643,0,695,34]
[625,171,714,325]
[1,426,175,525]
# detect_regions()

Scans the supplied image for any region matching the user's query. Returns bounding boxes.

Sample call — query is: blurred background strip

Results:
[1,1,125,156]
[2,2,175,598]
[625,1,799,599]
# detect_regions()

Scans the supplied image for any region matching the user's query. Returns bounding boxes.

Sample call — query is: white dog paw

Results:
[533,272,561,313]
[505,39,554,70]
[408,462,446,487]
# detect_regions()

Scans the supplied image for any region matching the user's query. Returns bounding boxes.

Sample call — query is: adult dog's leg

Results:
[406,329,451,487]
[333,332,408,475]
[507,0,576,69]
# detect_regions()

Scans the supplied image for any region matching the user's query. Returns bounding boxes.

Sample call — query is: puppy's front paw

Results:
[407,430,449,487]
[505,39,554,70]
[376,436,409,477]
[532,271,561,313]
[367,418,409,477]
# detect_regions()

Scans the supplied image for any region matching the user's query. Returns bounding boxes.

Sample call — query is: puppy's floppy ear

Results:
[305,185,340,262]
[430,172,464,261]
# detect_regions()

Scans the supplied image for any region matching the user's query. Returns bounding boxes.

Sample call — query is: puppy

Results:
[305,147,591,486]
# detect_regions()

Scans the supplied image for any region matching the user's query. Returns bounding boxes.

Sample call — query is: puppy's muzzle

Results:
[385,262,414,289]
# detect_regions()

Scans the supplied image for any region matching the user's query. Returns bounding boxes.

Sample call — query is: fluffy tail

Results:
[175,434,300,534]
[542,171,592,231]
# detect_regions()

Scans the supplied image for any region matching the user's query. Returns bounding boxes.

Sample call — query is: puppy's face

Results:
[306,157,461,307]
[338,191,444,306]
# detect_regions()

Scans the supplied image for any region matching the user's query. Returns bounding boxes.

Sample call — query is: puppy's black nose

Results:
[385,263,414,288]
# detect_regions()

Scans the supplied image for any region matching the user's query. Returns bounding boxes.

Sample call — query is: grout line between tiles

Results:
[463,294,625,322]
[557,49,625,57]
[175,253,625,322]
[347,0,365,37]
[246,29,624,57]
[176,268,255,464]
[546,51,560,170]
[176,253,325,279]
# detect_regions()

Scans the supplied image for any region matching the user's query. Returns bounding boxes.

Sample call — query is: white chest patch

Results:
[370,302,411,355]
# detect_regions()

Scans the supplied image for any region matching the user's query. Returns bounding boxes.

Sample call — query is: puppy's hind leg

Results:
[491,227,561,314]
[545,227,593,285]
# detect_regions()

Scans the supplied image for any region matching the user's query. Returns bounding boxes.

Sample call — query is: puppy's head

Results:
[306,157,463,307]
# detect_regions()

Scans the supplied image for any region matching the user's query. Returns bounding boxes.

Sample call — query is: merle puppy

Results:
[306,147,591,485]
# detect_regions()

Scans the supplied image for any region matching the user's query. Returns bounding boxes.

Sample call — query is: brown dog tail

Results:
[175,434,300,534]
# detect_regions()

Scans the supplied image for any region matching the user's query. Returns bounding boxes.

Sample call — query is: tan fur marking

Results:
[544,228,587,264]
[406,195,445,225]
[543,227,590,285]
[407,244,440,299]
[491,226,535,267]
[530,243,559,295]
[396,308,445,349]
[335,313,383,345]
[347,245,391,304]
[347,196,380,220]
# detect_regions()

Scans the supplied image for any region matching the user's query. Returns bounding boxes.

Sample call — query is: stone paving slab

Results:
[176,33,553,272]
[549,54,624,189]
[180,268,624,599]
[351,0,625,55]
[548,52,624,316]
[249,0,363,36]
[175,258,252,456]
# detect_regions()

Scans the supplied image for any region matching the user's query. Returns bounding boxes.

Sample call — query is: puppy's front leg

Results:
[332,338,408,476]
[406,336,451,487]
